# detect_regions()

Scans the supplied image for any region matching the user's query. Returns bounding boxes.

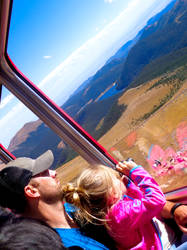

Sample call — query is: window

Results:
[1,0,186,194]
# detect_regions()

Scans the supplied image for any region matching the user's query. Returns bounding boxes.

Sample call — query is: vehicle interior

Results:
[0,0,186,206]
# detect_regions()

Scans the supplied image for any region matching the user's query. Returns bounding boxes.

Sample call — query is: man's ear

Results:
[24,184,40,198]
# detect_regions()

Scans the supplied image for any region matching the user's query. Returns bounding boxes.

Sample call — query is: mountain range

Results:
[8,0,187,169]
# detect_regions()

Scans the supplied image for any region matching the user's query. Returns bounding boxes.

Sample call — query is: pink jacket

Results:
[106,166,166,250]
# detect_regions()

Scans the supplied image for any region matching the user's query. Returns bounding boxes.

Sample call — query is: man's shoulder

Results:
[55,227,109,249]
[63,203,116,249]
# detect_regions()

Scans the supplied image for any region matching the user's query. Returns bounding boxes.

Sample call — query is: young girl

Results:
[62,161,186,249]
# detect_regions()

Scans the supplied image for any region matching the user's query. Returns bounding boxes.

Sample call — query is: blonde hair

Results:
[62,165,120,225]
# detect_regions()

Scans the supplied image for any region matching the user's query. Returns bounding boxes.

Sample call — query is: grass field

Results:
[57,69,187,193]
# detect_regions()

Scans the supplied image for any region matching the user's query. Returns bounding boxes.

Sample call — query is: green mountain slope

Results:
[117,0,187,90]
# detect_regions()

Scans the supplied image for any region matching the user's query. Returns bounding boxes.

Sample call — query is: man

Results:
[0,207,83,250]
[0,151,186,248]
[0,216,66,250]
[0,150,113,249]
[161,200,187,234]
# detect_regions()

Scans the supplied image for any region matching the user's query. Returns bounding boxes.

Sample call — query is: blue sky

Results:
[0,0,173,148]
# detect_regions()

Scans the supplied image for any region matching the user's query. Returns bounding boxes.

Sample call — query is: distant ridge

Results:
[8,0,186,169]
[116,0,186,89]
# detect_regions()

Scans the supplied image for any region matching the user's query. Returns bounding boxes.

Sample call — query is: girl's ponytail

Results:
[62,183,93,224]
[62,183,83,207]
[61,165,121,225]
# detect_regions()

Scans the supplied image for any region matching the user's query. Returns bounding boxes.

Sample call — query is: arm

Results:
[110,161,166,228]
[117,161,166,211]
[161,200,187,234]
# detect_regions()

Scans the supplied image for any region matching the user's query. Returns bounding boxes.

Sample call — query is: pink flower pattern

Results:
[147,122,187,176]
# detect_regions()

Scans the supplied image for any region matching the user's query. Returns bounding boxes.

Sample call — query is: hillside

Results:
[62,58,124,118]
[57,67,187,193]
[117,0,187,90]
[62,0,177,116]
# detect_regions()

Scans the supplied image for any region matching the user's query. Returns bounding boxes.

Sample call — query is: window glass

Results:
[2,0,186,191]
[0,86,88,182]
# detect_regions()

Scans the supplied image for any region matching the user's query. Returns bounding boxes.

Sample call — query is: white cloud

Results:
[104,0,115,3]
[0,94,14,109]
[43,55,52,59]
[0,102,37,148]
[0,103,24,127]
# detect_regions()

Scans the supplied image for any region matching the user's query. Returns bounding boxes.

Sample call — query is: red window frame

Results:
[0,143,16,163]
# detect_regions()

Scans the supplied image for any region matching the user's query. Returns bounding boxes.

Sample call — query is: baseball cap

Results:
[0,150,54,197]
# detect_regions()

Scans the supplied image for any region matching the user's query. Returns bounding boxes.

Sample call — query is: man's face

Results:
[30,169,62,202]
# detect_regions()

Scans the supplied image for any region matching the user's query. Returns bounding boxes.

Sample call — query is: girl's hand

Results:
[116,160,137,176]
